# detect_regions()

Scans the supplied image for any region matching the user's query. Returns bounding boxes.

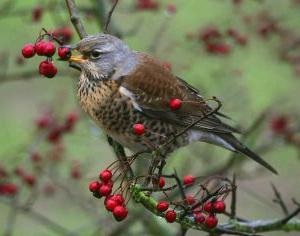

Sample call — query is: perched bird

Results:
[68,33,277,174]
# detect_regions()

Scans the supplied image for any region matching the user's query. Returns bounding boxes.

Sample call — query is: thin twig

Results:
[230,173,237,219]
[104,0,119,33]
[271,183,289,216]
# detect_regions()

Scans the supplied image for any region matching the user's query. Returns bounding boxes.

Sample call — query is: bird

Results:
[68,33,277,174]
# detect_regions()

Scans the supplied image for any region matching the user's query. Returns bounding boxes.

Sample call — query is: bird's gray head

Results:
[69,33,134,80]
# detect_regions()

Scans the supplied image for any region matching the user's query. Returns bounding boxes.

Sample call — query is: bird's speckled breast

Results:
[77,75,189,153]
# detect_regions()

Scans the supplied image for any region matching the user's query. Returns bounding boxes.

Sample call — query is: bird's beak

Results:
[69,54,86,63]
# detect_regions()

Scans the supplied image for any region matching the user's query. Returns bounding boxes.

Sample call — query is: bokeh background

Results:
[0,0,300,235]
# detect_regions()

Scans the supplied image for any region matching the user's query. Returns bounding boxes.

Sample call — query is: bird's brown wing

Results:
[119,54,239,134]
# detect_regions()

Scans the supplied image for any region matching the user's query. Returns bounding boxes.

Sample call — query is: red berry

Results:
[35,41,47,56]
[23,175,36,187]
[52,26,73,43]
[32,5,43,22]
[165,210,176,223]
[105,198,118,212]
[89,181,101,192]
[111,194,125,205]
[185,195,196,205]
[0,183,18,196]
[169,98,182,111]
[236,35,248,46]
[158,177,165,188]
[99,169,112,183]
[204,215,218,228]
[39,60,57,78]
[30,152,42,163]
[99,184,112,196]
[166,3,176,14]
[47,126,63,143]
[194,212,205,224]
[113,205,128,221]
[22,44,36,58]
[203,201,214,213]
[183,175,195,185]
[200,26,221,42]
[58,47,71,60]
[156,201,169,212]
[133,123,145,135]
[213,200,226,213]
[35,115,52,129]
[43,42,56,57]
[71,167,82,180]
[271,115,289,134]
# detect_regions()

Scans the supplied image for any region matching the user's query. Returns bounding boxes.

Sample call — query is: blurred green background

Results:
[0,0,300,235]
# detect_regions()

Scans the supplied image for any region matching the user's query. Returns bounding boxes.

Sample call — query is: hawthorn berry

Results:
[39,60,57,78]
[47,126,63,143]
[169,98,182,111]
[30,152,42,163]
[35,115,52,129]
[213,200,226,213]
[113,205,128,221]
[203,201,214,213]
[71,166,82,180]
[136,0,159,11]
[32,5,43,22]
[23,174,36,187]
[105,198,118,212]
[165,210,177,223]
[35,41,47,56]
[58,47,71,60]
[158,177,165,188]
[133,123,145,135]
[111,194,125,205]
[270,115,289,134]
[194,212,205,224]
[183,175,195,185]
[166,4,176,14]
[22,44,36,58]
[52,26,73,43]
[99,169,112,183]
[185,195,196,205]
[99,184,112,196]
[204,215,218,228]
[89,181,101,192]
[42,42,56,57]
[156,201,169,212]
[0,183,18,196]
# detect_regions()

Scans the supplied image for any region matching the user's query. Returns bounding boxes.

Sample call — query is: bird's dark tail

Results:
[218,133,278,175]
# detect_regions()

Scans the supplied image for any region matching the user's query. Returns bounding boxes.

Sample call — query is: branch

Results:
[65,0,87,39]
[131,184,300,235]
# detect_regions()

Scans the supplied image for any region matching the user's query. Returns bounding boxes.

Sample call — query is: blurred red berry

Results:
[35,114,52,129]
[39,60,57,78]
[204,215,218,228]
[30,152,42,163]
[183,175,195,185]
[22,44,36,58]
[158,177,165,188]
[47,126,63,143]
[89,181,101,192]
[165,210,177,223]
[200,26,221,42]
[236,35,248,46]
[71,166,82,180]
[113,205,128,221]
[133,123,145,135]
[206,43,231,55]
[157,201,169,212]
[271,115,289,134]
[32,5,43,22]
[136,0,159,10]
[169,98,182,111]
[52,26,73,43]
[0,165,8,179]
[166,3,176,14]
[213,200,226,213]
[58,47,71,60]
[23,174,36,187]
[194,212,205,223]
[185,195,196,205]
[99,169,112,183]
[0,183,18,196]
[203,201,214,213]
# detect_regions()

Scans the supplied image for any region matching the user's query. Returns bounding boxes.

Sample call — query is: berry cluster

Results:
[135,0,159,11]
[89,169,128,221]
[21,33,71,78]
[154,174,227,228]
[35,111,79,144]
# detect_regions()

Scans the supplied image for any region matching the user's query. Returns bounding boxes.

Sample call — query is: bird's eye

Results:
[90,49,102,59]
